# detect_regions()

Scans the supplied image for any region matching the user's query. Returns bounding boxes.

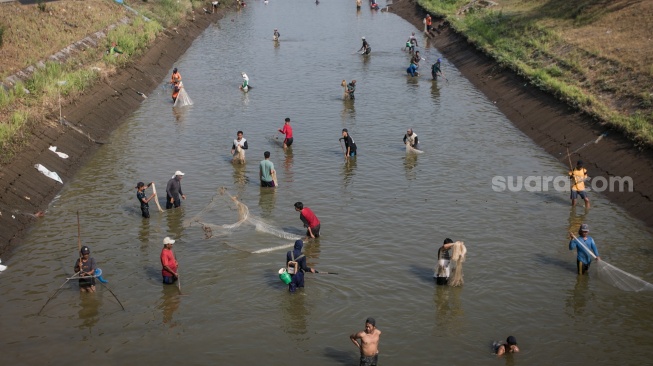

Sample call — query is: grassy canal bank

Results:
[419,0,653,148]
[0,0,217,163]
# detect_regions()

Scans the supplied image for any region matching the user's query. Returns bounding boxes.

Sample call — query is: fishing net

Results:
[405,143,423,154]
[571,235,653,292]
[184,187,301,252]
[232,145,246,164]
[449,241,466,287]
[173,82,193,107]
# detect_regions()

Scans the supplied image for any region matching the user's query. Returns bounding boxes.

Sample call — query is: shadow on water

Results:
[430,79,441,103]
[403,152,418,181]
[434,285,464,330]
[341,158,357,189]
[324,346,358,366]
[533,253,576,274]
[158,285,181,327]
[281,290,310,341]
[77,294,101,331]
[565,274,593,318]
[408,264,435,285]
[259,188,277,218]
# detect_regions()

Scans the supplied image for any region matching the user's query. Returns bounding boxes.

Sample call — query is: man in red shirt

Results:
[160,237,179,284]
[294,202,320,238]
[278,117,293,149]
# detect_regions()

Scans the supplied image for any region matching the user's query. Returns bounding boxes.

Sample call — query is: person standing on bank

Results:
[74,245,97,293]
[425,14,432,33]
[278,118,293,149]
[285,239,317,292]
[569,223,600,275]
[136,181,156,218]
[569,160,590,208]
[260,151,276,187]
[294,202,320,239]
[166,171,186,209]
[161,237,179,284]
[350,317,382,366]
[434,238,455,285]
[403,128,419,149]
[340,128,357,158]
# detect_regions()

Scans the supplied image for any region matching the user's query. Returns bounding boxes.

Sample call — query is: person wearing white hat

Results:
[358,37,371,55]
[160,237,179,284]
[240,72,250,92]
[166,171,186,209]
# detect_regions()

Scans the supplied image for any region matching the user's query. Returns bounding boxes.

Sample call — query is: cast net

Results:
[571,235,653,292]
[184,187,301,253]
[173,82,194,107]
[448,241,466,287]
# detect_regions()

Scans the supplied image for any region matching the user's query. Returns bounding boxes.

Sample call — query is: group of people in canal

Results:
[126,20,607,362]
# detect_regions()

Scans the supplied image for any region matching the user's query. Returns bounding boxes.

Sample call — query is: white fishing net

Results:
[572,235,653,292]
[173,82,193,107]
[184,187,300,253]
[448,241,466,287]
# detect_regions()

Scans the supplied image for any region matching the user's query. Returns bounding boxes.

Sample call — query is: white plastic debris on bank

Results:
[34,164,63,184]
[0,259,7,272]
[48,146,69,159]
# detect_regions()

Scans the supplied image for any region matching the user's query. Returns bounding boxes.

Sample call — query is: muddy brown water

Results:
[1,1,653,364]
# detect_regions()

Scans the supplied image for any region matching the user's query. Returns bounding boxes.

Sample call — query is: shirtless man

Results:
[496,335,520,356]
[350,317,382,366]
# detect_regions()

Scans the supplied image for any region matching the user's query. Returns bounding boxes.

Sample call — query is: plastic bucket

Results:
[278,268,292,285]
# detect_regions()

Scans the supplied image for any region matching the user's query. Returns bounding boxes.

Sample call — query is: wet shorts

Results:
[141,205,150,218]
[306,224,321,238]
[577,260,591,275]
[163,276,177,284]
[360,354,378,366]
[570,190,587,200]
[261,180,276,188]
[284,137,294,147]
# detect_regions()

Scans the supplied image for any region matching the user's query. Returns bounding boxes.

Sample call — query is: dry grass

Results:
[0,1,128,80]
[421,0,653,146]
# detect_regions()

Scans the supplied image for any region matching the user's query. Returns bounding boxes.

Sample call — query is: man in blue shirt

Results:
[569,223,600,275]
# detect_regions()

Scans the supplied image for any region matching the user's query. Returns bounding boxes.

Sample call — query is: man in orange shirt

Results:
[425,14,432,33]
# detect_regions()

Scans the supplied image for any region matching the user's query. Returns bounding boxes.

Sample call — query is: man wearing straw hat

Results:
[569,223,600,275]
[161,237,179,284]
[166,171,186,209]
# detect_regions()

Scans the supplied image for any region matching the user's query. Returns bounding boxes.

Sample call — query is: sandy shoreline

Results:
[1,0,652,257]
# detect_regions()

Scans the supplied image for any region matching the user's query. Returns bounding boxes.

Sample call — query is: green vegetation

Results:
[0,0,201,162]
[419,0,653,146]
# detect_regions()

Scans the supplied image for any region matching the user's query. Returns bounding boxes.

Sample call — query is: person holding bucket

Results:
[280,240,316,292]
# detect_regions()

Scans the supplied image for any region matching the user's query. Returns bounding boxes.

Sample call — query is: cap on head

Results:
[437,58,442,63]
[163,237,175,245]
[342,128,348,133]
[362,36,365,39]
[80,246,90,254]
[365,317,376,327]
[173,68,178,73]
[580,223,589,232]
[174,170,185,177]
[507,336,517,345]
[136,181,145,189]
